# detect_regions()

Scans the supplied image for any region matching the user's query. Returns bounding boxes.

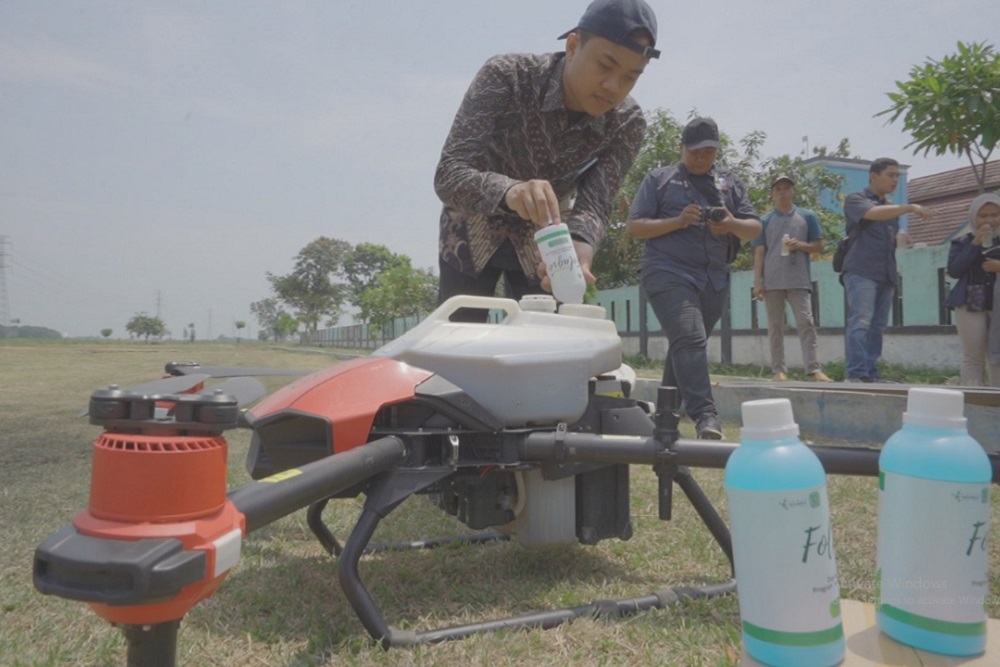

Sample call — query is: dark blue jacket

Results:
[945,232,995,309]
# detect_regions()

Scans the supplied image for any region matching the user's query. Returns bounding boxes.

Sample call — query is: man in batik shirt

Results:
[435,0,659,320]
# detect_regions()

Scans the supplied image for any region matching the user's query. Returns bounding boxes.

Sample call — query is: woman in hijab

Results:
[945,192,1000,386]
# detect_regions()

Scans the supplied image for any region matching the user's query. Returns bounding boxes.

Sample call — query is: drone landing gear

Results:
[327,463,736,649]
[321,413,738,648]
[306,497,508,558]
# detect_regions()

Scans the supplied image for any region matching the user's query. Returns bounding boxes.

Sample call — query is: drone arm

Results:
[229,436,407,535]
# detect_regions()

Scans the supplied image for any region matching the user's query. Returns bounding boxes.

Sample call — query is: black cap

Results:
[558,0,660,59]
[770,174,795,188]
[682,117,721,150]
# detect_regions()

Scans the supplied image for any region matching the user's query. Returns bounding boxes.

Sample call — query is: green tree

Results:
[878,40,1000,192]
[273,312,299,342]
[357,259,437,339]
[268,236,351,334]
[342,243,410,307]
[250,298,280,337]
[188,322,196,343]
[125,313,166,342]
[592,109,684,289]
[251,298,297,342]
[100,328,112,339]
[234,320,246,343]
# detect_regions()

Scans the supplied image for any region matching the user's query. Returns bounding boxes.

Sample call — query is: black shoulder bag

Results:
[832,220,870,274]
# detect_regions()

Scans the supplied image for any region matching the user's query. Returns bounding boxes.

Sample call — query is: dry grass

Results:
[1,340,998,666]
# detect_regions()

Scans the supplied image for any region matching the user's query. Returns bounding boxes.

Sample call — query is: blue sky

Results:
[2,1,997,337]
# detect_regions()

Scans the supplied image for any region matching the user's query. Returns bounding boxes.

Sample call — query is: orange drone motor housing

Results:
[73,431,245,625]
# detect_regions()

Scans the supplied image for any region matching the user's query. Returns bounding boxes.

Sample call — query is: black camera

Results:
[701,206,727,223]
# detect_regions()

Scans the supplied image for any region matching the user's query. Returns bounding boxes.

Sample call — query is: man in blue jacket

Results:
[842,158,932,382]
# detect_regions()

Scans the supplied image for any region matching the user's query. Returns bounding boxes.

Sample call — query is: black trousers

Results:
[437,252,543,323]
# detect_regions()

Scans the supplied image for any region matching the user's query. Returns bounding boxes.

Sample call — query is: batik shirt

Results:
[435,51,646,277]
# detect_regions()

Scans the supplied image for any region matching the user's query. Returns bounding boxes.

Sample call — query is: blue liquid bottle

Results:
[876,387,992,656]
[725,398,844,667]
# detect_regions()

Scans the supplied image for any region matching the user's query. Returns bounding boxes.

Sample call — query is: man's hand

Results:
[907,204,933,221]
[983,258,1000,274]
[707,208,734,236]
[505,180,561,227]
[678,204,702,230]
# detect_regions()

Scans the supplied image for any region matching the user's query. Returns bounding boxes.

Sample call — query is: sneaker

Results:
[808,370,833,382]
[696,414,723,440]
[772,371,788,381]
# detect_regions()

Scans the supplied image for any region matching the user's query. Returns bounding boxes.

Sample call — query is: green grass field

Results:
[1,341,997,666]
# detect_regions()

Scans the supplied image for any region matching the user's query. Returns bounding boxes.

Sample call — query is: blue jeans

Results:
[642,272,728,420]
[843,272,895,380]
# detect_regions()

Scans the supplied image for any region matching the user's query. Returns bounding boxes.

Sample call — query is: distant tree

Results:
[811,139,855,160]
[342,242,410,307]
[357,260,438,338]
[251,297,298,342]
[268,237,351,334]
[273,312,299,342]
[1,321,61,339]
[250,298,280,337]
[878,41,1000,192]
[592,109,684,289]
[125,313,166,342]
[234,320,246,343]
[188,322,196,343]
[100,328,112,339]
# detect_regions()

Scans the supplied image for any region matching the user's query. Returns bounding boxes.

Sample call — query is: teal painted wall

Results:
[591,244,951,333]
[810,157,911,231]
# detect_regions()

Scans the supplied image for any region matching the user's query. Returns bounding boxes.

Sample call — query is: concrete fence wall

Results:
[312,245,964,372]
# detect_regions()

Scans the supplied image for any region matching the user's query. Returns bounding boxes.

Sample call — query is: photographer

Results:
[626,117,760,439]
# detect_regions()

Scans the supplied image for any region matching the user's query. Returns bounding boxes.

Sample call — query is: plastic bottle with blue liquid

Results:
[876,387,992,656]
[725,398,845,667]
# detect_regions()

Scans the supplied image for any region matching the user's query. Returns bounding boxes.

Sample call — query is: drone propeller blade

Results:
[165,362,310,378]
[127,373,212,394]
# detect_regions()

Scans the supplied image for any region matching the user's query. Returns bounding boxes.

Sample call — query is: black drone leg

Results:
[673,465,735,575]
[338,506,396,648]
[122,620,180,667]
[337,468,452,648]
[306,498,343,556]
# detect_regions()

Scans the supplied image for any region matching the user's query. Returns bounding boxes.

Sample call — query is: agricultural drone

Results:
[32,296,1000,666]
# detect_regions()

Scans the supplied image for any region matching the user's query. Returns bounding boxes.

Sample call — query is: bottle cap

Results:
[740,398,800,440]
[519,295,557,313]
[558,303,606,319]
[902,387,967,429]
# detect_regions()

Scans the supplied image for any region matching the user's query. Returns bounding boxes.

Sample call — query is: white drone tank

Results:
[373,295,622,427]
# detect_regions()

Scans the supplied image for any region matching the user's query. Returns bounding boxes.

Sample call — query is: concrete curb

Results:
[632,379,1000,452]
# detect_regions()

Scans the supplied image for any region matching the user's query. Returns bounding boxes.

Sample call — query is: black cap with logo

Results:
[682,117,721,150]
[558,0,660,59]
